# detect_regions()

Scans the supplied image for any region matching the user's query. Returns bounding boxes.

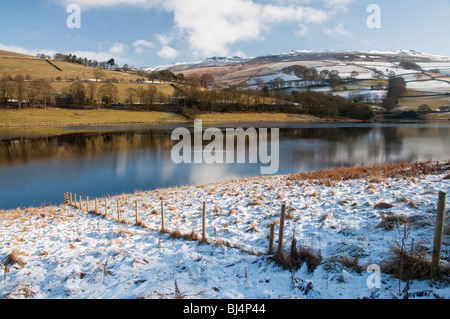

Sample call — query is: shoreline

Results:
[1,160,448,213]
[0,108,370,130]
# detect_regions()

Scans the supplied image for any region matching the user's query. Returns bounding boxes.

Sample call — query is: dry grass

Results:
[381,246,450,281]
[327,256,364,274]
[275,237,323,272]
[376,212,409,230]
[289,161,450,182]
[374,202,396,209]
[3,250,27,284]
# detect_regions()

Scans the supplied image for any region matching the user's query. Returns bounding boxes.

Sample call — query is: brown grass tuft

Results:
[374,202,396,209]
[376,212,409,230]
[381,245,450,281]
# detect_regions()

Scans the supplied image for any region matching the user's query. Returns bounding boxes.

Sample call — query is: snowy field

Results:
[1,162,449,299]
[407,80,450,93]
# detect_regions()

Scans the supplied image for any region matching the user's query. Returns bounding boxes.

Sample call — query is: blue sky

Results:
[0,0,449,67]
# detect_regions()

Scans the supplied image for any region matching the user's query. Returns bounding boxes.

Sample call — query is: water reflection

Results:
[0,122,449,209]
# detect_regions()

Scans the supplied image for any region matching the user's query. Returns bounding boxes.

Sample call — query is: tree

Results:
[107,58,116,69]
[98,83,119,106]
[255,78,265,89]
[386,77,406,104]
[86,82,98,108]
[125,87,137,106]
[0,73,13,107]
[382,97,397,113]
[28,80,54,108]
[328,70,341,88]
[93,69,105,82]
[199,73,215,88]
[417,104,432,114]
[350,71,359,80]
[67,82,86,107]
[143,85,158,108]
[14,74,26,109]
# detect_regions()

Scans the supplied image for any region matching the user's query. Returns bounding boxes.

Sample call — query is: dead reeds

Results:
[288,161,450,182]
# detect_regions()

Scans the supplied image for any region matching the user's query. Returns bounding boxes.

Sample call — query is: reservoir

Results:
[0,121,449,210]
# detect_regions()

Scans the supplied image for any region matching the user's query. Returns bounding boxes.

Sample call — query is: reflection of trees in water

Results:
[0,131,176,166]
[0,125,448,169]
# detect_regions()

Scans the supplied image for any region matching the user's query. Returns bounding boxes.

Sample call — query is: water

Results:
[0,121,449,210]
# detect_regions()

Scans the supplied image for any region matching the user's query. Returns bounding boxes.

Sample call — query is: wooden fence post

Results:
[117,199,120,221]
[431,191,447,278]
[135,200,139,225]
[86,196,89,212]
[79,195,82,210]
[202,201,207,242]
[277,203,286,257]
[161,201,165,232]
[74,194,77,209]
[268,223,275,255]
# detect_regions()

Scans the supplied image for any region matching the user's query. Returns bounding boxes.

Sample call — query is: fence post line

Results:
[277,203,287,257]
[268,223,275,255]
[431,191,447,278]
[202,201,207,242]
[161,201,165,231]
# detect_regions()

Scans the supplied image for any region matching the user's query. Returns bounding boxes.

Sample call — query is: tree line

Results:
[176,79,375,121]
[50,53,118,70]
[1,70,375,121]
[0,73,163,109]
[0,73,55,109]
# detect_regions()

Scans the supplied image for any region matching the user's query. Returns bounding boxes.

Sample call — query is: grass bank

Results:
[0,109,187,128]
[0,108,333,130]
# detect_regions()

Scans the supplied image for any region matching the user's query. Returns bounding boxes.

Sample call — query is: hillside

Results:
[144,50,450,111]
[0,50,176,104]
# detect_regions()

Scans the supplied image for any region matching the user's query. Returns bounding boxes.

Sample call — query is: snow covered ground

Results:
[1,162,449,299]
[407,80,450,93]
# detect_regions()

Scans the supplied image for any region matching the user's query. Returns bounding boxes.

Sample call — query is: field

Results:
[0,50,177,104]
[1,161,449,299]
[0,109,186,128]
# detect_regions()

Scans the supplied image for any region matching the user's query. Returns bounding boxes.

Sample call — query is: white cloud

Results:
[157,45,180,60]
[133,39,155,54]
[55,0,161,10]
[109,42,128,55]
[53,0,357,58]
[161,0,331,57]
[296,24,309,37]
[0,43,57,58]
[323,23,351,37]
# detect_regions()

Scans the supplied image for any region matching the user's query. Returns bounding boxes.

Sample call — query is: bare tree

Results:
[93,69,105,82]
[86,82,98,108]
[14,74,26,109]
[98,83,119,106]
[125,87,137,106]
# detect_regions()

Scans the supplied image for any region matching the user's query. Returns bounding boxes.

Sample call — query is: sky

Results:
[0,0,449,68]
